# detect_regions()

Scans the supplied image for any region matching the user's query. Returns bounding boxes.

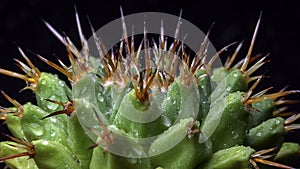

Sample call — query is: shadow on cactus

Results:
[0,8,300,169]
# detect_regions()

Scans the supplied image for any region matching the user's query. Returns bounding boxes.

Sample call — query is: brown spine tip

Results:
[35,54,73,82]
[240,12,262,72]
[0,50,41,91]
[86,111,113,150]
[251,146,295,169]
[0,91,23,118]
[0,133,35,161]
[225,41,244,69]
[251,157,295,169]
[133,68,157,103]
[42,99,74,119]
[247,90,300,105]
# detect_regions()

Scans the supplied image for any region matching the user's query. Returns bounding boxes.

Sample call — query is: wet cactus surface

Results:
[1,6,300,169]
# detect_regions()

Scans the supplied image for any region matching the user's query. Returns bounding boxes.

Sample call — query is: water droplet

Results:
[29,123,44,136]
[233,72,238,77]
[128,158,137,164]
[49,117,57,123]
[233,133,239,139]
[50,84,57,91]
[58,80,65,87]
[226,87,231,92]
[50,130,56,137]
[97,93,104,102]
[162,116,171,127]
[46,95,60,110]
[46,102,59,110]
[41,140,49,145]
[40,79,47,85]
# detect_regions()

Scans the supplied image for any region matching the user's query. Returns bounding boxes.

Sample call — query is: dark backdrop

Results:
[0,0,300,167]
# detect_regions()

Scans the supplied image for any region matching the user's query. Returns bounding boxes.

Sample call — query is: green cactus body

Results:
[161,79,181,125]
[195,69,211,120]
[248,98,275,129]
[210,68,248,102]
[89,127,152,169]
[224,69,248,93]
[90,149,152,169]
[198,146,255,169]
[0,141,38,169]
[0,10,300,169]
[66,114,93,168]
[21,103,69,145]
[211,67,230,84]
[246,117,285,150]
[90,147,152,169]
[32,140,81,169]
[113,89,168,138]
[149,118,212,169]
[36,72,71,113]
[202,91,249,152]
[274,142,300,166]
[6,113,25,139]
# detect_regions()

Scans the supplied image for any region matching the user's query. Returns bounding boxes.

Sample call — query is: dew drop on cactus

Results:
[0,8,300,169]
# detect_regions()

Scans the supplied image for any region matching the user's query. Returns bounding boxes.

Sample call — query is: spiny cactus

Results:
[0,9,300,169]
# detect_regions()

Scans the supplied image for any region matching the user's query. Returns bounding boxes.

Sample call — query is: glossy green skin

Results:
[198,146,255,169]
[212,68,248,93]
[211,67,230,84]
[274,142,300,166]
[32,140,81,169]
[246,117,285,150]
[6,113,25,139]
[67,114,93,168]
[95,81,110,114]
[248,99,275,129]
[89,125,151,169]
[1,72,88,169]
[36,72,71,113]
[6,72,92,169]
[1,55,297,169]
[149,118,212,169]
[224,69,248,94]
[212,67,248,91]
[69,73,100,167]
[211,68,248,102]
[90,147,152,169]
[21,102,69,147]
[162,79,181,125]
[90,118,212,169]
[113,89,168,138]
[89,127,152,169]
[205,91,249,152]
[0,141,38,169]
[162,77,200,126]
[195,69,211,121]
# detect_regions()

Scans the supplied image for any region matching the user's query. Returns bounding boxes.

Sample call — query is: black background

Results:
[0,0,300,167]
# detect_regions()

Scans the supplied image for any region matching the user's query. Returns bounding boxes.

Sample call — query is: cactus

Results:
[0,9,300,169]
